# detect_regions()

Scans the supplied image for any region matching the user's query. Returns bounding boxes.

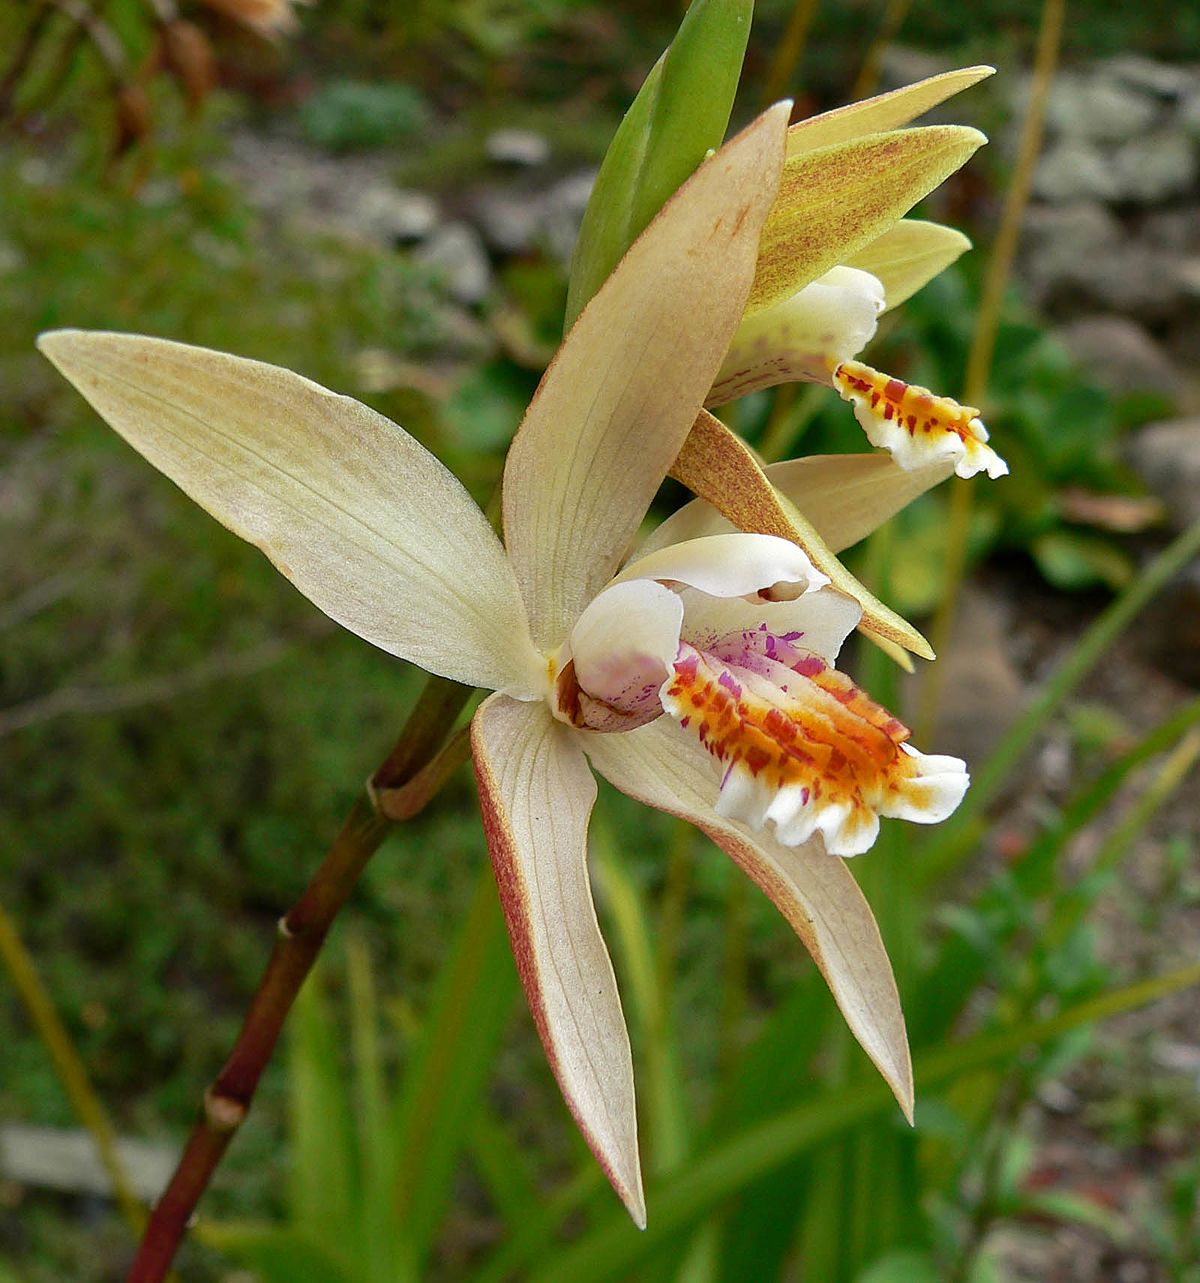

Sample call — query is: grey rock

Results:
[1021,201,1122,306]
[470,187,548,256]
[1055,315,1179,396]
[1139,208,1200,254]
[354,185,439,246]
[415,221,492,306]
[906,586,1027,769]
[1103,54,1197,103]
[1045,73,1159,143]
[1182,89,1200,135]
[1024,200,1123,254]
[485,127,551,169]
[1033,139,1121,202]
[0,1123,177,1201]
[0,238,23,275]
[1125,417,1200,528]
[541,170,596,264]
[1082,244,1197,323]
[1137,558,1200,686]
[1110,131,1197,203]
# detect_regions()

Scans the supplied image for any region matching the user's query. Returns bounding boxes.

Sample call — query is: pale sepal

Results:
[503,103,790,651]
[37,331,544,696]
[638,452,953,568]
[471,693,646,1225]
[748,125,987,316]
[584,719,914,1120]
[785,66,995,157]
[668,411,935,659]
[845,219,972,311]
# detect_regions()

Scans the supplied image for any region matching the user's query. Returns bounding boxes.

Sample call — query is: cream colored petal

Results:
[616,531,828,598]
[748,125,986,317]
[786,66,995,157]
[567,579,682,714]
[845,219,972,312]
[669,412,934,659]
[638,453,952,559]
[710,266,885,405]
[502,103,790,651]
[39,331,544,695]
[471,694,645,1225]
[584,719,913,1119]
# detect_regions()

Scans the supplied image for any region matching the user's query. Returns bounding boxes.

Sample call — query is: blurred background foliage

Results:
[2,0,1200,1280]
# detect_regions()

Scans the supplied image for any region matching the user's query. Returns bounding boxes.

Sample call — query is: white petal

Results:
[471,694,644,1225]
[675,583,862,665]
[502,104,790,650]
[566,579,682,714]
[889,743,970,823]
[584,719,913,1119]
[617,532,828,599]
[39,331,544,696]
[709,266,884,405]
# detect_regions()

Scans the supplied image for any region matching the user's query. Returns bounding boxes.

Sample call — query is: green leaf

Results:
[858,1248,942,1283]
[517,963,1200,1283]
[286,969,358,1271]
[1032,530,1133,592]
[201,1223,353,1283]
[565,0,753,328]
[389,863,520,1271]
[346,931,406,1283]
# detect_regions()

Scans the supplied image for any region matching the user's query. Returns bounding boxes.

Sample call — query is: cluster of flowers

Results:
[41,68,1004,1224]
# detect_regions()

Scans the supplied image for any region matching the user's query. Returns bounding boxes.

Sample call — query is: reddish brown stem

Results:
[127,676,472,1282]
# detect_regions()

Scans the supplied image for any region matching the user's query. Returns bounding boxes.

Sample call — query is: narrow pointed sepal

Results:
[471,694,646,1226]
[503,102,790,651]
[785,65,995,158]
[37,330,545,695]
[585,719,914,1120]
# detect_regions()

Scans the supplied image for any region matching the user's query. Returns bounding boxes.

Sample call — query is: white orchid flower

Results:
[38,103,972,1226]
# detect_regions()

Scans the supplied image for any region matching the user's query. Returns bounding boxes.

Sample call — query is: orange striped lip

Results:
[661,639,938,853]
[832,359,986,447]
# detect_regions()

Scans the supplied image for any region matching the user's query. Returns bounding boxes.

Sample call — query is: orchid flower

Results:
[39,104,972,1226]
[709,65,1009,484]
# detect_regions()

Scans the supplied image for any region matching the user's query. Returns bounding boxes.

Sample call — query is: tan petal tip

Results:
[36,328,82,357]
